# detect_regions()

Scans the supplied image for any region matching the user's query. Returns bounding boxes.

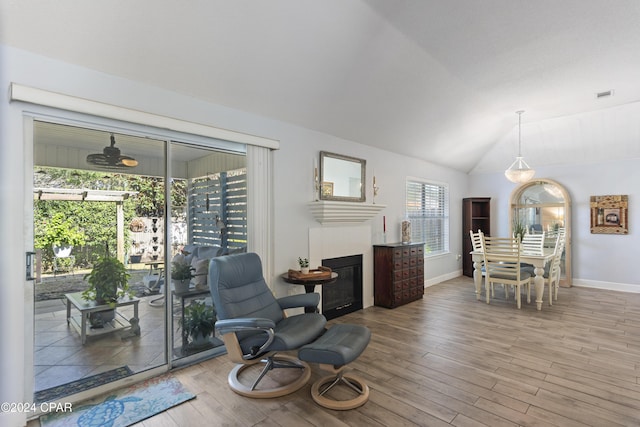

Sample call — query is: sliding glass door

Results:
[31,119,248,403]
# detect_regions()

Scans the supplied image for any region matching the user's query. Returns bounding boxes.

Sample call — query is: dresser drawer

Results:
[394,292,403,304]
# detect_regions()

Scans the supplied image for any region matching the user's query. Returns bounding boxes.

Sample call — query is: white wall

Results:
[271,127,468,297]
[469,159,640,291]
[1,45,468,426]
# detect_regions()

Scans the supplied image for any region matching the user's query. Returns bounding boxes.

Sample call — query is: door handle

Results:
[26,251,36,280]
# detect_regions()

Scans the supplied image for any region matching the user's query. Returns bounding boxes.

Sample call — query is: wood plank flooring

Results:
[35,276,640,426]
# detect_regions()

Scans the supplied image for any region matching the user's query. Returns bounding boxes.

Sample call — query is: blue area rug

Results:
[39,375,195,427]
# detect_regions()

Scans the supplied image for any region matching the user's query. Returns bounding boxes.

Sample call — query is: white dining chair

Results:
[545,230,566,305]
[469,229,493,298]
[480,232,531,309]
[521,232,545,256]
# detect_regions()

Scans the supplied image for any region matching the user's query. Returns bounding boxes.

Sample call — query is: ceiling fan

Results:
[86,133,139,169]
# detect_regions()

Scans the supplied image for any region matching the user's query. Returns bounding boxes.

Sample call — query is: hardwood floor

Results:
[34,276,640,426]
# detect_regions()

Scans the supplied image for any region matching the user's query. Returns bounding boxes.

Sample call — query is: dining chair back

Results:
[521,232,545,256]
[469,229,484,252]
[469,229,493,297]
[480,233,532,309]
[545,231,566,305]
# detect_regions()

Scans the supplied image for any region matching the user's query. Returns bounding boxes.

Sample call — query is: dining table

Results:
[471,248,555,310]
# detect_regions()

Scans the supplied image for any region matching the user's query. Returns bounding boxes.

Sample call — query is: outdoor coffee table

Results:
[65,292,140,344]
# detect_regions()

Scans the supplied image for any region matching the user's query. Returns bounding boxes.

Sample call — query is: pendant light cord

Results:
[517,110,524,156]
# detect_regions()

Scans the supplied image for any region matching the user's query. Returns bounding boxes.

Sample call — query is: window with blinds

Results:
[406,179,449,256]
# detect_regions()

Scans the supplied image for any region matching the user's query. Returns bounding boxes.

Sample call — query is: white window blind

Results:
[406,179,449,256]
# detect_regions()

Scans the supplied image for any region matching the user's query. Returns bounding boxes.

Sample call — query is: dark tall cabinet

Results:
[462,197,491,277]
[374,242,424,308]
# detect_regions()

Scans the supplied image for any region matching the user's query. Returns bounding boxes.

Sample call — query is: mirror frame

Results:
[509,178,572,286]
[319,151,366,202]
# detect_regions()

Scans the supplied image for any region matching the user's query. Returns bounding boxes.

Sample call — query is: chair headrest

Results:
[209,252,282,323]
[211,252,263,285]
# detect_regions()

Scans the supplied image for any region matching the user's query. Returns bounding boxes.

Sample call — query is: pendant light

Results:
[504,110,535,183]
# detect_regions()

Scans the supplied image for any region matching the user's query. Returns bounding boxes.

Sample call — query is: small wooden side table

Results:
[282,271,338,313]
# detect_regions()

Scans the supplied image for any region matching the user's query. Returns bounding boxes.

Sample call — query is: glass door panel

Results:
[169,141,247,362]
[33,121,168,401]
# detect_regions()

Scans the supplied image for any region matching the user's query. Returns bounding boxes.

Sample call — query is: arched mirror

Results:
[510,179,572,286]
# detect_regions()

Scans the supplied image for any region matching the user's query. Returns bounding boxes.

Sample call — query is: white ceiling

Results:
[3,0,640,173]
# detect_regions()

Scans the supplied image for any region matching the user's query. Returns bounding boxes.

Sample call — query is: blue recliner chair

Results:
[209,252,327,398]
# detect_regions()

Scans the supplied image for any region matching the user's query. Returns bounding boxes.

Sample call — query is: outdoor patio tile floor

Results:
[34,294,171,393]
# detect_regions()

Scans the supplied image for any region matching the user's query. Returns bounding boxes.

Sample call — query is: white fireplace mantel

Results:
[307,201,386,224]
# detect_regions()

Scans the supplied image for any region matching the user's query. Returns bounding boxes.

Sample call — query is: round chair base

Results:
[228,354,311,398]
[310,373,370,410]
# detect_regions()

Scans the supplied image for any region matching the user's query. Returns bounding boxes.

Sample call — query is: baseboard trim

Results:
[423,272,640,294]
[572,278,640,293]
[425,270,462,288]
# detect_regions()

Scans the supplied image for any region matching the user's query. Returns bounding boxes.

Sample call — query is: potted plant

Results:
[41,212,86,258]
[171,253,194,293]
[513,220,526,242]
[180,301,216,347]
[82,255,133,327]
[129,241,144,263]
[298,257,310,275]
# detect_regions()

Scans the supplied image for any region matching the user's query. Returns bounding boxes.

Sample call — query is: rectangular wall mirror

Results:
[319,151,366,202]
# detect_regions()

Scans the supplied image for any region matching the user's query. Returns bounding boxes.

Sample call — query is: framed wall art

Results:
[321,182,334,198]
[590,195,628,234]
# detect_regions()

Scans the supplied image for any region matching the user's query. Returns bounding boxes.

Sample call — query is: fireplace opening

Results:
[321,254,363,320]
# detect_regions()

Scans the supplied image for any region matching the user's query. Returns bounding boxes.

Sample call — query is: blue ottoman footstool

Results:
[298,323,371,410]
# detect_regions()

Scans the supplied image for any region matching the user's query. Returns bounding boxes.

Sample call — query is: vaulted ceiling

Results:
[3,0,640,173]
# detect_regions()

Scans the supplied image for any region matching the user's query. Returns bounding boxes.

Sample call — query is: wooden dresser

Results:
[373,242,425,308]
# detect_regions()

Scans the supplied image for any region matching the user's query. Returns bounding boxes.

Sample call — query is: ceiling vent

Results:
[596,90,614,99]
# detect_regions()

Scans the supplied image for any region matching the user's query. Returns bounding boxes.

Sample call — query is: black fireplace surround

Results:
[321,254,363,320]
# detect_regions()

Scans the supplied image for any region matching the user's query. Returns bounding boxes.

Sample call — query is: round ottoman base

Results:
[310,373,370,410]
